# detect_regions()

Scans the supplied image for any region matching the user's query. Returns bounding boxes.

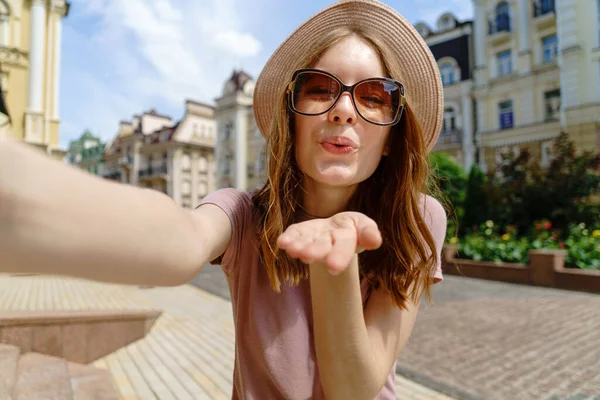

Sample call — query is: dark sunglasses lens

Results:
[292,72,341,115]
[354,81,401,124]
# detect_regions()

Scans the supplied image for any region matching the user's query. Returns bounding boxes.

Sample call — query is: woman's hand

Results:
[276,212,382,275]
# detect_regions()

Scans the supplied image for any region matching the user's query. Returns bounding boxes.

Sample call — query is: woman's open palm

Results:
[276,212,382,275]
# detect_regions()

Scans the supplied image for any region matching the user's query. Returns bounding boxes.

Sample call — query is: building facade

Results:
[1,0,69,159]
[67,130,104,176]
[101,100,217,209]
[416,13,476,171]
[472,0,600,172]
[214,70,266,191]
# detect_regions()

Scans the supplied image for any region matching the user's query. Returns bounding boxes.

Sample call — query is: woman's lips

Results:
[320,136,358,155]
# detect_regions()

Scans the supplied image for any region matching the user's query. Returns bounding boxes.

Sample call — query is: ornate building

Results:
[1,0,69,159]
[67,130,104,176]
[415,13,476,171]
[472,0,600,172]
[214,70,266,191]
[99,100,217,209]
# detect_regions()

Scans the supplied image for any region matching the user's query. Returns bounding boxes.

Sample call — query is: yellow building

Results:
[1,0,69,159]
[472,0,600,171]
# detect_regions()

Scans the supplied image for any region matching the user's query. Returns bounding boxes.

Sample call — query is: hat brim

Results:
[253,0,443,152]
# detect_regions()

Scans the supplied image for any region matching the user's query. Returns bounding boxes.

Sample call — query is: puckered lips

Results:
[319,136,358,155]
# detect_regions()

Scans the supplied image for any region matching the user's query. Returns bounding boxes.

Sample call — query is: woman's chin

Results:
[312,168,358,187]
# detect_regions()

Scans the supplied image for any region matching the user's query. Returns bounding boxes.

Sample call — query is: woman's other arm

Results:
[0,136,231,286]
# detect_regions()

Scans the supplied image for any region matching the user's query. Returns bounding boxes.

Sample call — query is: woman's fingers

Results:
[300,232,333,263]
[326,228,357,274]
[356,217,382,250]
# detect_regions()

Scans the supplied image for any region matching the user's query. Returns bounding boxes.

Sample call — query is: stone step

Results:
[67,363,120,400]
[0,343,20,398]
[12,353,73,400]
[0,344,121,399]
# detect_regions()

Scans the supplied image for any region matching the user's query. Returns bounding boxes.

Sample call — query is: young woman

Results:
[0,1,447,399]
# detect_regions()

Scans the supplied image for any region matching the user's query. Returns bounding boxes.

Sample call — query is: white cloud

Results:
[414,0,474,27]
[214,31,262,57]
[59,0,265,147]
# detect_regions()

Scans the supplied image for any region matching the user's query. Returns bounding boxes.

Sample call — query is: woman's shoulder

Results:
[199,188,254,209]
[418,194,447,228]
[198,188,257,226]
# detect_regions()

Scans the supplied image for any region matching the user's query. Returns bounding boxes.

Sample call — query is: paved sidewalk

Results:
[399,276,600,400]
[0,274,454,400]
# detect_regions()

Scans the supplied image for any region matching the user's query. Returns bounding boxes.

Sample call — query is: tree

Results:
[428,152,467,238]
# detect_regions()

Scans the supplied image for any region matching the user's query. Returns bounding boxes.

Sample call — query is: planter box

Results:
[443,245,600,294]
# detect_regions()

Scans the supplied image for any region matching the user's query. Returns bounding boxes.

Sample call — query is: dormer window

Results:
[414,22,431,39]
[438,57,460,86]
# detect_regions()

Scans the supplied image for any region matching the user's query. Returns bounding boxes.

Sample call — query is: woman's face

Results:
[294,35,392,194]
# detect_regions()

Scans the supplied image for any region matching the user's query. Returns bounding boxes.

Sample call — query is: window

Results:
[497,50,512,77]
[440,63,455,86]
[223,153,232,174]
[442,107,456,133]
[182,154,191,170]
[182,181,191,195]
[498,100,514,129]
[597,0,600,46]
[223,121,234,141]
[490,1,511,34]
[199,156,207,172]
[199,182,208,197]
[541,140,554,167]
[0,1,9,47]
[542,35,558,63]
[544,89,561,120]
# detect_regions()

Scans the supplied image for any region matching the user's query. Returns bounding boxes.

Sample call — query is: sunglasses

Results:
[286,68,406,126]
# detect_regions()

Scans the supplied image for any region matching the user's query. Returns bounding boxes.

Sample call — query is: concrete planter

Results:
[443,244,600,294]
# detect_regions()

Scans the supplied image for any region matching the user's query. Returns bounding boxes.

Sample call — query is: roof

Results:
[227,70,253,92]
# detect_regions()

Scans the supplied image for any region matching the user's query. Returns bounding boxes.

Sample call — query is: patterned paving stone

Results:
[398,275,600,400]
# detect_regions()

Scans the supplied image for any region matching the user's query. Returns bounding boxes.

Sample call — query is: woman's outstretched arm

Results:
[0,135,231,286]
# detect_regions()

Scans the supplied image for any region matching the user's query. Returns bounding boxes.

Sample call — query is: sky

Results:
[58,0,473,149]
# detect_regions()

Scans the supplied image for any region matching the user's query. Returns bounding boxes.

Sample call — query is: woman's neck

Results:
[301,179,357,218]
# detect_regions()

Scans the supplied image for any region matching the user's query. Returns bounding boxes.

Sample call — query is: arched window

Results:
[0,0,10,47]
[440,63,455,86]
[442,107,456,133]
[494,1,511,33]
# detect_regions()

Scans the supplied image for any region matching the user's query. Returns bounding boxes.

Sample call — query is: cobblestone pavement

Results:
[192,268,600,400]
[400,276,600,400]
[0,274,454,400]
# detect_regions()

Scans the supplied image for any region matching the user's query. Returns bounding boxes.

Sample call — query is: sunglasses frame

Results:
[286,68,407,126]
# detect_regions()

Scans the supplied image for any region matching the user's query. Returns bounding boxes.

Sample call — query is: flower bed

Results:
[448,221,600,270]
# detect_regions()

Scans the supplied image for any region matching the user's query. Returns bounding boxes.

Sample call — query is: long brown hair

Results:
[252,27,441,309]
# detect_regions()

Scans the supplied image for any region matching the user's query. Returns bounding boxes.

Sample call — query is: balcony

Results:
[434,129,462,151]
[533,0,555,29]
[488,16,511,45]
[139,164,168,180]
[103,171,122,181]
[118,154,133,167]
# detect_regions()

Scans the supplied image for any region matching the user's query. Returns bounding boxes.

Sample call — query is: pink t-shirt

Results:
[198,188,445,400]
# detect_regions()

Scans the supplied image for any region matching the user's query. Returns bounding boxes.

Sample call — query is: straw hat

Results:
[253,0,444,152]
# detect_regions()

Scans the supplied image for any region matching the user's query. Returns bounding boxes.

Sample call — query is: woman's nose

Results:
[328,92,357,125]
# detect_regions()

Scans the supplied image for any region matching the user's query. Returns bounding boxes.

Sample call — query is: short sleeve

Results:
[197,188,253,273]
[420,195,447,284]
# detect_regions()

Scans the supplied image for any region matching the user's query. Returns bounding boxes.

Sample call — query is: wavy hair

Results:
[252,27,441,309]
